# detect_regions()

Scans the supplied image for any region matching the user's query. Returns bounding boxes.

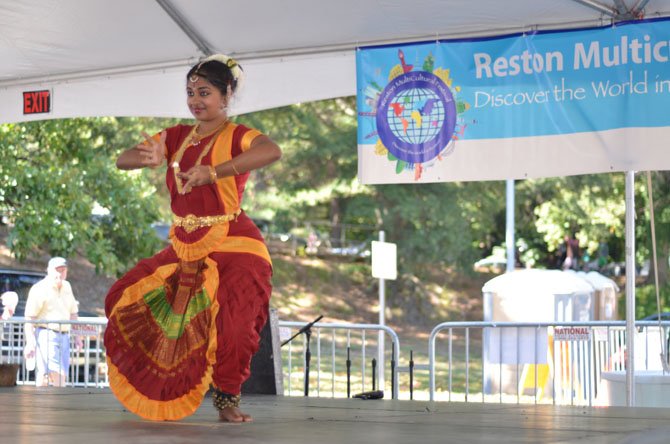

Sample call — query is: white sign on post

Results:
[371,241,397,280]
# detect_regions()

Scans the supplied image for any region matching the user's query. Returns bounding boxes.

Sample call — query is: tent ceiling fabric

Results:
[1,0,669,122]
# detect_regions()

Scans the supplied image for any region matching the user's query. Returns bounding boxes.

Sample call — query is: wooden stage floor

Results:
[1,386,670,443]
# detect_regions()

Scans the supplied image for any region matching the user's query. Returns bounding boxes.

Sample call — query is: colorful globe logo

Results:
[376,72,456,164]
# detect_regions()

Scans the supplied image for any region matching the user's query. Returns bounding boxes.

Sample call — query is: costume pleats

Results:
[105,242,271,420]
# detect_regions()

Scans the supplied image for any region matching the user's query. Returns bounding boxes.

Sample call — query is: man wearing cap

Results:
[23,257,79,387]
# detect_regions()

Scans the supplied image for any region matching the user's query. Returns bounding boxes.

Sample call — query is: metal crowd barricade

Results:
[3,316,402,397]
[0,317,109,388]
[278,321,401,399]
[429,320,670,405]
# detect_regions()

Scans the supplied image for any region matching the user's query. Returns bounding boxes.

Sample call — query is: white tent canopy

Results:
[2,0,670,123]
[2,0,667,407]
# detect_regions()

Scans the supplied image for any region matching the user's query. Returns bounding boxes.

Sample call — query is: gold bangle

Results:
[230,161,240,176]
[208,165,217,183]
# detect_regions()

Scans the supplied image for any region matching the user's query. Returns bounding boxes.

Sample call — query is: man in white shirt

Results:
[23,257,79,387]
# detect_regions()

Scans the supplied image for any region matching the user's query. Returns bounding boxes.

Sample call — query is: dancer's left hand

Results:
[178,165,211,194]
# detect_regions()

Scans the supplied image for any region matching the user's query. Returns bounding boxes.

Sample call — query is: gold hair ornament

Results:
[201,54,245,90]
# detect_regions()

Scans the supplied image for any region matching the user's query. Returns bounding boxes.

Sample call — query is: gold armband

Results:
[208,165,218,183]
[230,161,240,176]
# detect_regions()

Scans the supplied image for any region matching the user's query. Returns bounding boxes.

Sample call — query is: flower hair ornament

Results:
[190,54,245,92]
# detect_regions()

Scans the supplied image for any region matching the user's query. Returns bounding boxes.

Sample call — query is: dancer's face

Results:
[186,77,227,122]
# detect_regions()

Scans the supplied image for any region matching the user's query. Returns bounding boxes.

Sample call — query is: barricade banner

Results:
[70,323,99,337]
[554,326,592,341]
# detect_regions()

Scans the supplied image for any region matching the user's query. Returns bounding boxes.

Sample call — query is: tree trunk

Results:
[330,198,342,248]
[657,241,669,288]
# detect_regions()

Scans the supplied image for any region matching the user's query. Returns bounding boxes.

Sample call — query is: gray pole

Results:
[506,179,516,273]
[378,230,386,390]
[625,171,636,406]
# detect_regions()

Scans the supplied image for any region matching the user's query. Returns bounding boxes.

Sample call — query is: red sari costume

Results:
[104,123,272,421]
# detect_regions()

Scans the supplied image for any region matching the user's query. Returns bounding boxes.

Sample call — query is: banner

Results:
[356,18,670,183]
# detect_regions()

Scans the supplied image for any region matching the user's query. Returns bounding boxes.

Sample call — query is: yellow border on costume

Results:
[169,223,230,262]
[108,361,211,421]
[240,129,262,152]
[203,256,220,368]
[210,124,240,212]
[214,236,272,265]
[108,263,178,317]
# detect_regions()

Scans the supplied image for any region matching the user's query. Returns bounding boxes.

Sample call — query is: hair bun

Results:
[202,54,244,85]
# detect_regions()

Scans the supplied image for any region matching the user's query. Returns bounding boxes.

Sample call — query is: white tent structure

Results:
[482,269,597,396]
[483,269,597,323]
[2,0,669,406]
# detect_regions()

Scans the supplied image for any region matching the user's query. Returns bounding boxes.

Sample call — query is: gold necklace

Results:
[190,120,228,146]
[171,121,230,194]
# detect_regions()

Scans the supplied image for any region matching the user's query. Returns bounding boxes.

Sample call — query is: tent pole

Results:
[156,0,214,56]
[506,179,515,273]
[378,230,386,391]
[625,170,636,407]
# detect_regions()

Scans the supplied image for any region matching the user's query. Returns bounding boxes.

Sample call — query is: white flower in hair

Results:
[202,54,245,89]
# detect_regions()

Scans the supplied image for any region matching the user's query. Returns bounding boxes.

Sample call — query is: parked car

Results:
[251,218,307,255]
[322,241,371,261]
[151,222,171,243]
[473,255,507,273]
[0,268,44,303]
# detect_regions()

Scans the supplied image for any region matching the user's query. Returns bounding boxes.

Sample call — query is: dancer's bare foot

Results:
[219,406,253,423]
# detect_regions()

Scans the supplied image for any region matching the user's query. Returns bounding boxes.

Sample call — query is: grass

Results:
[270,253,494,401]
[278,323,487,401]
[278,320,596,405]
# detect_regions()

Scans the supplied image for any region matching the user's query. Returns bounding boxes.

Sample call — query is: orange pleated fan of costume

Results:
[104,252,220,420]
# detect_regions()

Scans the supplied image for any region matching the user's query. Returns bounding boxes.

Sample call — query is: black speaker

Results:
[242,308,283,395]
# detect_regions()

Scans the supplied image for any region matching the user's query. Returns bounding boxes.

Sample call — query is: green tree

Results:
[7,100,664,305]
[0,117,179,276]
[633,171,670,317]
[241,98,360,232]
[520,174,626,268]
[242,98,508,277]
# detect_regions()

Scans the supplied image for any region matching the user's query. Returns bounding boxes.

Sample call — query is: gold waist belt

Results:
[173,210,241,233]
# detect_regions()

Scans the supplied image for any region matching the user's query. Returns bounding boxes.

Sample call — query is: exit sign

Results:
[23,89,51,114]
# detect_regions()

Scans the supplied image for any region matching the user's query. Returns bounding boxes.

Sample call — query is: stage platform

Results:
[2,387,670,443]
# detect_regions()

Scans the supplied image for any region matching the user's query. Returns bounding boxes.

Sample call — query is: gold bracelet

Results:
[208,165,217,183]
[230,161,240,176]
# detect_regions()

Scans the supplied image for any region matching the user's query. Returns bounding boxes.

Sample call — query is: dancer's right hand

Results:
[136,131,166,168]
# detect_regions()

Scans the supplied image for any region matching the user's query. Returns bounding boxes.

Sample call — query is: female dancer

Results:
[105,54,281,422]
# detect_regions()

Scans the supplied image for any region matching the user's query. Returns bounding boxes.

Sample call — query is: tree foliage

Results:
[241,98,504,273]
[0,117,180,276]
[2,100,668,318]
